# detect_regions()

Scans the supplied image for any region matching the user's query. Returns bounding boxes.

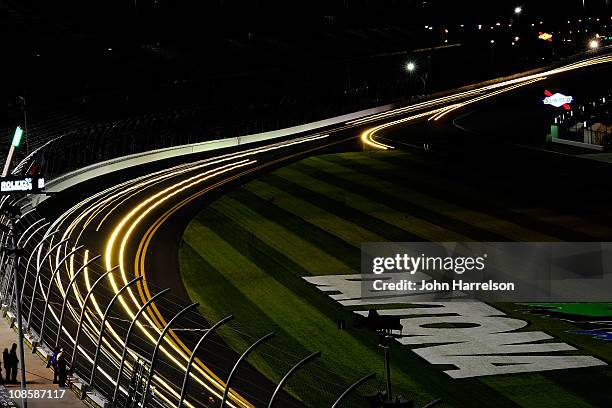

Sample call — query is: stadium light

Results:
[12,126,23,147]
[2,126,24,177]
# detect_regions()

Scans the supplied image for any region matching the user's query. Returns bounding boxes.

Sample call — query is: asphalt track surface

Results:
[28,53,612,408]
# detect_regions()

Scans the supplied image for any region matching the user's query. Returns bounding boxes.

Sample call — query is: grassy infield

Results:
[179,151,612,408]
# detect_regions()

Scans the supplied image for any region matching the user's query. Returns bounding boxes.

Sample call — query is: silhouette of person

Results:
[47,346,60,384]
[56,349,67,387]
[9,343,18,384]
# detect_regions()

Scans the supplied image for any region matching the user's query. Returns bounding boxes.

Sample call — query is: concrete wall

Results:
[43,103,394,194]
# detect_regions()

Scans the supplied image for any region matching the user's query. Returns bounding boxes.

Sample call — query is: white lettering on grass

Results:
[304,274,607,378]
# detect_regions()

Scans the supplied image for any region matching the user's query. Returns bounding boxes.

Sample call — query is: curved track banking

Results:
[23,53,612,407]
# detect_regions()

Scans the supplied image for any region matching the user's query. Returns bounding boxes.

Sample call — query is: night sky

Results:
[32,1,612,41]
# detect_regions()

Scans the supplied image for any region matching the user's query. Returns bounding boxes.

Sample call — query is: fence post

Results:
[26,237,69,333]
[38,245,84,350]
[69,267,116,374]
[177,315,234,408]
[19,227,54,304]
[221,332,275,408]
[141,302,199,408]
[85,276,143,398]
[15,218,45,249]
[1,260,15,311]
[5,219,46,306]
[10,218,46,298]
[268,351,321,408]
[111,288,171,407]
[56,254,101,349]
[331,373,376,408]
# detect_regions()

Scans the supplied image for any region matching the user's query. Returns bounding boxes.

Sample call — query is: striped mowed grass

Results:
[180,150,612,408]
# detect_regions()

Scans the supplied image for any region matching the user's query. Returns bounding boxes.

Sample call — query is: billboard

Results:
[0,176,45,194]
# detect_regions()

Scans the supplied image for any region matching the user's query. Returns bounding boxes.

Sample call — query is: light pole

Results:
[2,205,27,408]
[513,6,523,27]
[17,96,28,156]
[405,61,427,95]
[589,39,600,56]
[2,126,24,177]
